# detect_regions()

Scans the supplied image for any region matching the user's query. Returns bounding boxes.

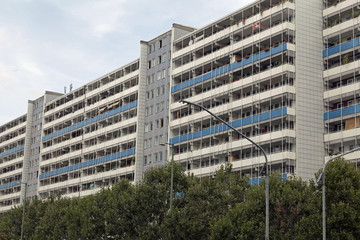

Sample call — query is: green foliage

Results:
[0,160,360,239]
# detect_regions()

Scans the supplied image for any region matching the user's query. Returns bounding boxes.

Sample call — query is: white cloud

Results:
[0,0,258,125]
[55,0,129,38]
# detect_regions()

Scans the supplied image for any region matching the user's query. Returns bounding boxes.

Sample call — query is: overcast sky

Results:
[0,0,253,125]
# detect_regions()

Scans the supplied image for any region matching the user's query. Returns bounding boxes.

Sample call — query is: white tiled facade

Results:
[1,0,360,213]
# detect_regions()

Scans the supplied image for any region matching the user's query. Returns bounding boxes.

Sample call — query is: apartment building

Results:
[323,0,360,166]
[38,60,140,199]
[169,0,326,181]
[2,0,360,213]
[0,92,61,213]
[37,26,194,199]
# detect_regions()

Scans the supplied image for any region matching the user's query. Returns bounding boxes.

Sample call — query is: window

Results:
[150,122,153,131]
[151,58,156,67]
[156,87,161,96]
[146,91,150,100]
[159,151,163,161]
[157,71,161,81]
[160,118,164,128]
[150,105,154,115]
[155,136,159,146]
[159,134,163,143]
[144,156,147,165]
[144,139,148,149]
[156,103,160,113]
[151,74,155,83]
[151,90,154,99]
[149,138,152,148]
[161,101,165,111]
[148,61,151,69]
[145,107,149,117]
[162,53,166,63]
[162,69,166,78]
[145,123,149,132]
[159,39,162,49]
[146,76,151,85]
[154,153,158,162]
[156,120,160,129]
[158,56,162,65]
[148,154,152,164]
[161,85,165,95]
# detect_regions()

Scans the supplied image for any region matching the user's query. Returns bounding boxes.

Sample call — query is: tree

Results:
[323,158,360,239]
[210,174,317,240]
[161,164,249,240]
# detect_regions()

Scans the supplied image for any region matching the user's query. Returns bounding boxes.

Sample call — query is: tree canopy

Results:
[0,159,359,239]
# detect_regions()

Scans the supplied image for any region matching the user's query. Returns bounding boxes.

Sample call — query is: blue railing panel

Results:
[172,43,288,93]
[170,107,288,144]
[0,145,25,158]
[39,148,136,179]
[43,101,137,141]
[323,38,360,57]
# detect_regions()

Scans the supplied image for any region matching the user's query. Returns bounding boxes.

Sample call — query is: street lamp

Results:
[160,142,174,213]
[179,99,269,240]
[316,146,360,240]
[18,181,27,240]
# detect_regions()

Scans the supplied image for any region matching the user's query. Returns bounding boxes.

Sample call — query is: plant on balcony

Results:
[230,19,237,26]
[244,54,250,59]
[236,57,242,62]
[242,17,246,25]
[343,54,350,64]
[263,46,270,52]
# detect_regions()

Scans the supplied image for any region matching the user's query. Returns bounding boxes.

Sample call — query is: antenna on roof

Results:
[64,86,67,94]
[70,84,73,92]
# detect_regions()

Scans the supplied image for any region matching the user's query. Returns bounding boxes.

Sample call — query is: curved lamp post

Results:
[179,99,269,240]
[159,142,174,213]
[316,146,360,240]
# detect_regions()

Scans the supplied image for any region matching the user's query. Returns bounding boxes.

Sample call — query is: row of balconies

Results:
[173,10,294,69]
[0,115,26,135]
[173,0,294,53]
[0,127,26,146]
[43,89,138,135]
[42,98,138,142]
[187,151,295,179]
[172,72,294,117]
[173,31,294,85]
[171,87,294,128]
[40,140,136,176]
[42,113,137,151]
[38,171,134,200]
[324,3,360,29]
[44,61,139,114]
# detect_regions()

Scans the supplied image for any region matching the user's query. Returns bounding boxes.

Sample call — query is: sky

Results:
[0,0,253,125]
